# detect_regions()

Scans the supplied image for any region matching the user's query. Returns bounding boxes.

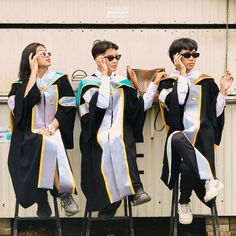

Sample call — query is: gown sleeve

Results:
[9,82,41,130]
[124,87,146,142]
[208,80,225,145]
[54,75,76,149]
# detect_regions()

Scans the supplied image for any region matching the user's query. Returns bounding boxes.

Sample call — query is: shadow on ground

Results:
[11,217,206,236]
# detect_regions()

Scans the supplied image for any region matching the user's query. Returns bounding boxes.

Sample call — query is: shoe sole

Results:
[65,208,80,217]
[36,213,52,218]
[36,210,52,218]
[133,195,151,206]
[179,217,193,225]
[204,182,224,202]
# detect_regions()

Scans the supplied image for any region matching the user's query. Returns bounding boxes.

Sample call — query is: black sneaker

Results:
[36,197,52,217]
[132,189,151,206]
[98,201,121,220]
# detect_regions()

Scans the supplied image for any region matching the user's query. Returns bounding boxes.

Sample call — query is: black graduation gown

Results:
[158,75,224,204]
[77,76,146,211]
[8,74,76,208]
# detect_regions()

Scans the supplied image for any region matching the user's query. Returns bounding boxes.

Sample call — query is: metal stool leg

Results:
[169,179,179,236]
[82,202,92,236]
[173,181,179,236]
[211,201,220,236]
[12,197,62,236]
[53,197,62,236]
[124,197,128,216]
[82,203,89,236]
[169,187,175,236]
[128,197,134,236]
[12,201,19,236]
[86,211,92,236]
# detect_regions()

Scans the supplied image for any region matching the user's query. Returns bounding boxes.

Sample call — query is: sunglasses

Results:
[181,52,200,58]
[104,54,121,61]
[38,51,52,57]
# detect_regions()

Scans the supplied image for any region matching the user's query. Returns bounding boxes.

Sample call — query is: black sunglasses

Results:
[104,54,121,61]
[181,52,200,59]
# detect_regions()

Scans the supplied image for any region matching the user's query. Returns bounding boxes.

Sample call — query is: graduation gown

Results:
[8,71,76,208]
[76,74,146,211]
[158,72,224,195]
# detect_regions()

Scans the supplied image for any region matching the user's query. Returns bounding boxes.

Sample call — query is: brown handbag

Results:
[127,66,164,102]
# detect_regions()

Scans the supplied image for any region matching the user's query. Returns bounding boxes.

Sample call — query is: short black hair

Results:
[91,40,119,59]
[168,38,198,62]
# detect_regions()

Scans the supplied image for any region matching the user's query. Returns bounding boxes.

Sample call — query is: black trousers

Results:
[126,146,143,193]
[171,132,205,204]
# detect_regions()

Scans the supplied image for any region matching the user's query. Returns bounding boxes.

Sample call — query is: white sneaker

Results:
[178,203,193,224]
[204,179,224,203]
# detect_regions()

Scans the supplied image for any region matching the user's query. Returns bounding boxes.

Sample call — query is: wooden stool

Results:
[12,196,62,236]
[81,196,134,236]
[169,178,220,236]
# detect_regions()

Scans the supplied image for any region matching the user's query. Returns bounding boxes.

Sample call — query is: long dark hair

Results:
[18,42,45,83]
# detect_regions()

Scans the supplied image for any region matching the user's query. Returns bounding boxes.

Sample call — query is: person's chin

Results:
[187,66,194,71]
[111,66,117,70]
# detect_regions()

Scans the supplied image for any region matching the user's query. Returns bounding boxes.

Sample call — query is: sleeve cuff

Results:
[218,92,227,101]
[159,88,173,104]
[146,82,158,94]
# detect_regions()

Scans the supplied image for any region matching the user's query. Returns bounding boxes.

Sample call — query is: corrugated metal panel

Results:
[0,28,236,217]
[0,0,232,24]
[229,0,236,24]
[0,28,235,94]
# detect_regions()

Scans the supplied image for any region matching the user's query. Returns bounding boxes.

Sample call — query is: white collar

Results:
[95,70,116,79]
[170,70,202,80]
